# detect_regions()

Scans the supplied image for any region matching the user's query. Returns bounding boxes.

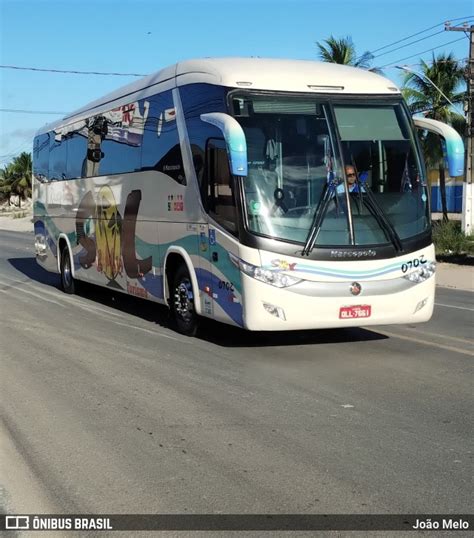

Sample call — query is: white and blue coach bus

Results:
[33,58,464,335]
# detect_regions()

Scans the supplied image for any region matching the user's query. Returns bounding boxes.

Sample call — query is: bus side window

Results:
[206,139,237,235]
[33,133,50,182]
[49,129,67,181]
[141,91,185,184]
[67,123,88,179]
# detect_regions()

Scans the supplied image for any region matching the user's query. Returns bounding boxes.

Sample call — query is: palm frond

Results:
[401,52,467,122]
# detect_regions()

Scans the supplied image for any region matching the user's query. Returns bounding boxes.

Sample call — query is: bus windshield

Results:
[231,94,429,248]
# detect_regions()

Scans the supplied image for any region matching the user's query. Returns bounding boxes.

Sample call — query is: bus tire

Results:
[171,264,198,336]
[60,247,75,294]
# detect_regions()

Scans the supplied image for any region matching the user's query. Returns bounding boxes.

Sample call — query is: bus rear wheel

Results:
[171,264,198,336]
[60,247,75,294]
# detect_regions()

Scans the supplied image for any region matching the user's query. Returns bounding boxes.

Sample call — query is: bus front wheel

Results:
[60,247,75,294]
[171,264,198,336]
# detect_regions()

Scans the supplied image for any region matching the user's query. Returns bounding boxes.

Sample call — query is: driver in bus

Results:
[336,165,366,194]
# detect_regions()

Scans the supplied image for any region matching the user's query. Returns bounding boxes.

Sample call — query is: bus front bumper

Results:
[241,273,435,331]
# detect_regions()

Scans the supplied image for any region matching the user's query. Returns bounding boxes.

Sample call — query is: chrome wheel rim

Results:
[174,278,194,322]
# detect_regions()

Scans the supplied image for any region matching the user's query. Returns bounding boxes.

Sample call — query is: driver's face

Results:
[345,166,357,184]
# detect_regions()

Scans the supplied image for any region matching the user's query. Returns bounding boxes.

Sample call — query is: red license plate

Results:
[339,305,372,319]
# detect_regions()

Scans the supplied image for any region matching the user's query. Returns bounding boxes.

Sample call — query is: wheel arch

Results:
[57,233,75,278]
[163,247,202,316]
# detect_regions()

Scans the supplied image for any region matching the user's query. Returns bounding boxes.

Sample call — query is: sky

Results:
[0,0,472,167]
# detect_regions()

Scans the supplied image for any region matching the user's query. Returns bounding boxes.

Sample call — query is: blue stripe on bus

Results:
[138,274,164,299]
[195,267,243,327]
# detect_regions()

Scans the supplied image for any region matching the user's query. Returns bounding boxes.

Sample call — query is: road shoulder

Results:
[0,214,34,233]
[436,263,474,292]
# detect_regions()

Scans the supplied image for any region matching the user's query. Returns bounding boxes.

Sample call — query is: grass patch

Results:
[432,220,474,262]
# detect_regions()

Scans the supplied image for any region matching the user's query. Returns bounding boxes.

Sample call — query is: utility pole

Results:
[445,22,473,235]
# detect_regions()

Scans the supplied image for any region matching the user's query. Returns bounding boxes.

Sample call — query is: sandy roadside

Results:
[436,263,474,292]
[0,214,34,233]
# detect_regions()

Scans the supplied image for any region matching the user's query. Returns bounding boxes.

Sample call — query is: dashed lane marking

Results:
[372,328,474,357]
[435,302,474,312]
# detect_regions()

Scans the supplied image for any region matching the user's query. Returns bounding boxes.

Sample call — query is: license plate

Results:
[339,305,372,319]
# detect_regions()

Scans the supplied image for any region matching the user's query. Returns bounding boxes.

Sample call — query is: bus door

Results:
[204,139,243,327]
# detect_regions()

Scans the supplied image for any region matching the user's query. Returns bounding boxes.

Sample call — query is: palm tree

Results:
[316,35,379,72]
[11,152,32,207]
[0,163,15,206]
[0,152,32,208]
[402,53,466,221]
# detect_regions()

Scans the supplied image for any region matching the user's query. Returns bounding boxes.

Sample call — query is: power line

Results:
[365,15,474,58]
[371,30,446,59]
[0,108,67,115]
[378,37,466,69]
[385,58,468,70]
[0,140,33,159]
[0,133,37,155]
[0,148,31,163]
[0,65,147,77]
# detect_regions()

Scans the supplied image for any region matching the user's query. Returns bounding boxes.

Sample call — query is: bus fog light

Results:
[263,302,286,320]
[414,297,428,313]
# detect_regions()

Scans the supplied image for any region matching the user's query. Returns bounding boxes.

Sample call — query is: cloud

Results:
[8,128,38,139]
[0,129,37,163]
[0,128,37,151]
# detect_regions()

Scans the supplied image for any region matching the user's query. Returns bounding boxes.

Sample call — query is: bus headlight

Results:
[403,262,436,283]
[238,259,302,288]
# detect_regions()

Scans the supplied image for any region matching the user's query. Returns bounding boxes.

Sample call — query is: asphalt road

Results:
[1,230,472,522]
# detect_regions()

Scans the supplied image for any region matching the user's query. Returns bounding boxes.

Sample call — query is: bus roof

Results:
[37,58,400,135]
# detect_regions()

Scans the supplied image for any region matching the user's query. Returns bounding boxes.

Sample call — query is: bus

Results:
[33,58,464,335]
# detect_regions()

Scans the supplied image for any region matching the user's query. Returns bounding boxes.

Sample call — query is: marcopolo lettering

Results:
[330,249,377,259]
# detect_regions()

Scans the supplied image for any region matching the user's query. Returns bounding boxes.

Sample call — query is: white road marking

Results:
[374,328,474,357]
[0,284,66,307]
[111,320,185,343]
[435,302,474,312]
[1,275,193,345]
[49,291,128,319]
[405,328,473,346]
[0,275,146,320]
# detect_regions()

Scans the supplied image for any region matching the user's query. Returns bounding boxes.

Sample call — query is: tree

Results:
[0,152,32,208]
[401,53,466,221]
[316,35,379,72]
[0,163,15,206]
[10,152,32,206]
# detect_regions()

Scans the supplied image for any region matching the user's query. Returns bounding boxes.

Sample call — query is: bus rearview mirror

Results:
[413,117,464,177]
[200,113,248,177]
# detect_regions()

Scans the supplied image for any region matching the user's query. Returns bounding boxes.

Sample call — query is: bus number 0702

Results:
[218,280,235,292]
[401,255,426,273]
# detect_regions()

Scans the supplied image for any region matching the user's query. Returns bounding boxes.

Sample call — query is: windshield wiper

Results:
[302,182,341,256]
[303,185,403,256]
[360,189,403,252]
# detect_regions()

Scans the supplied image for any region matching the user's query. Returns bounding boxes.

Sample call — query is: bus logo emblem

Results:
[350,282,362,296]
